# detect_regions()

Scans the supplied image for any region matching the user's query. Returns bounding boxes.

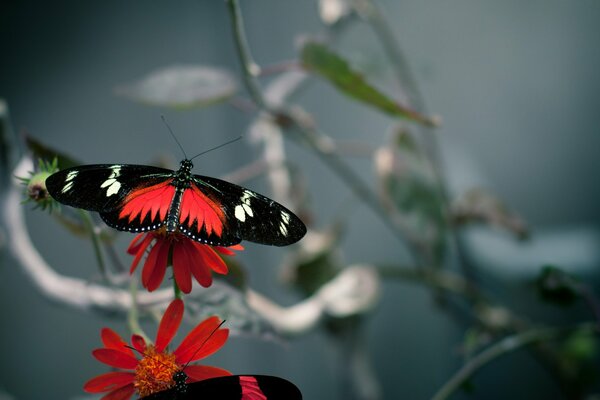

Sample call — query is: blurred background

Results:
[1,1,600,399]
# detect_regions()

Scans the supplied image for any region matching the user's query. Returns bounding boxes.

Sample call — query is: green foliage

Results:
[25,135,82,170]
[536,265,579,306]
[286,230,342,297]
[300,41,436,126]
[116,65,237,109]
[375,129,447,265]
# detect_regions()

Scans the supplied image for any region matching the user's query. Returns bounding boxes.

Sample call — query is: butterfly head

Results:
[179,159,194,172]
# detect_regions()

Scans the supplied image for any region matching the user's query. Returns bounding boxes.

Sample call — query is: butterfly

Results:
[142,372,302,399]
[45,158,306,247]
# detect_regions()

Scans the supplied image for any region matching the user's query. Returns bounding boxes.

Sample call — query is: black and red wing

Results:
[142,375,302,400]
[45,164,173,212]
[185,175,306,247]
[46,163,306,247]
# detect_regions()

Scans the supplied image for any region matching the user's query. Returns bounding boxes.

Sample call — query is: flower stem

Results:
[173,278,182,300]
[78,209,107,280]
[127,277,150,342]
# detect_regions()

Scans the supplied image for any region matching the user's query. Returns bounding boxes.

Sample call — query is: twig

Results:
[430,324,597,400]
[225,0,269,110]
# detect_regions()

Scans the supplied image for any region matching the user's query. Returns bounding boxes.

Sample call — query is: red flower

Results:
[84,299,231,399]
[127,230,243,293]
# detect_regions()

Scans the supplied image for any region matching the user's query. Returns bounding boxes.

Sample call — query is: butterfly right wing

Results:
[141,375,302,399]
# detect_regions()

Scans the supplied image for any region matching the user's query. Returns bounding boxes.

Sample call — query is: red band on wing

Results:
[118,180,175,224]
[240,376,267,400]
[179,186,225,237]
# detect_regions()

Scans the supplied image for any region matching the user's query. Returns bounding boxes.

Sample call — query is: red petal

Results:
[186,244,212,288]
[155,299,184,352]
[127,233,146,255]
[184,365,232,382]
[214,244,244,256]
[172,241,193,294]
[92,349,139,369]
[131,334,146,354]
[142,239,170,291]
[84,372,135,393]
[129,234,154,274]
[100,384,136,400]
[173,316,228,363]
[101,328,134,357]
[193,243,228,275]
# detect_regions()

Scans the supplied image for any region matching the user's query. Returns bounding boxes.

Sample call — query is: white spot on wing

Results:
[279,222,288,236]
[105,181,121,196]
[101,167,122,197]
[235,205,246,222]
[234,191,255,221]
[61,170,78,193]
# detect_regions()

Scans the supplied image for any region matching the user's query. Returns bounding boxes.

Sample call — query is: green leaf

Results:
[536,265,579,306]
[284,229,342,297]
[116,65,237,109]
[24,134,82,170]
[300,42,437,126]
[375,128,447,265]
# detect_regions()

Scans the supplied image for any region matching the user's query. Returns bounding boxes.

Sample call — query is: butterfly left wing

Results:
[141,375,302,400]
[180,175,306,247]
[47,164,178,233]
[45,164,173,212]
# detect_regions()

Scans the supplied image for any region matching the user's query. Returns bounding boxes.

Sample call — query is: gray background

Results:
[1,1,599,399]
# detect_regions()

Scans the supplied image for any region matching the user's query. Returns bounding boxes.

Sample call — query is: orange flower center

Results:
[134,345,181,397]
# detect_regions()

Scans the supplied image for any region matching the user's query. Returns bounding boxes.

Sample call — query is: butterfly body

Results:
[46,159,306,246]
[141,373,302,400]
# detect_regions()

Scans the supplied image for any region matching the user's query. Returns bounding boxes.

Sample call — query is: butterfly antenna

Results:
[189,136,243,161]
[182,319,227,369]
[161,115,188,159]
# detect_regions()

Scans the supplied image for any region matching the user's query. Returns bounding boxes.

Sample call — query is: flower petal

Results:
[131,334,146,354]
[129,233,154,274]
[172,241,193,294]
[101,328,134,357]
[173,316,228,363]
[214,244,244,256]
[193,242,228,275]
[184,365,232,382]
[142,239,170,291]
[127,233,146,255]
[155,299,184,352]
[185,243,212,288]
[93,349,139,369]
[100,384,136,400]
[84,372,135,393]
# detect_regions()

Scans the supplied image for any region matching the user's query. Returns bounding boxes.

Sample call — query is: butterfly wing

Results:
[46,164,173,211]
[47,164,306,246]
[141,375,302,400]
[181,175,306,246]
[46,164,176,232]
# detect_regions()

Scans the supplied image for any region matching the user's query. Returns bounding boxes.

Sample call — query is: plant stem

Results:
[430,325,595,400]
[78,209,107,280]
[225,0,269,110]
[127,278,151,342]
[224,0,425,264]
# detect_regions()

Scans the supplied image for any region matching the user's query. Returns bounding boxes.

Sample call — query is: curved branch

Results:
[430,324,597,400]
